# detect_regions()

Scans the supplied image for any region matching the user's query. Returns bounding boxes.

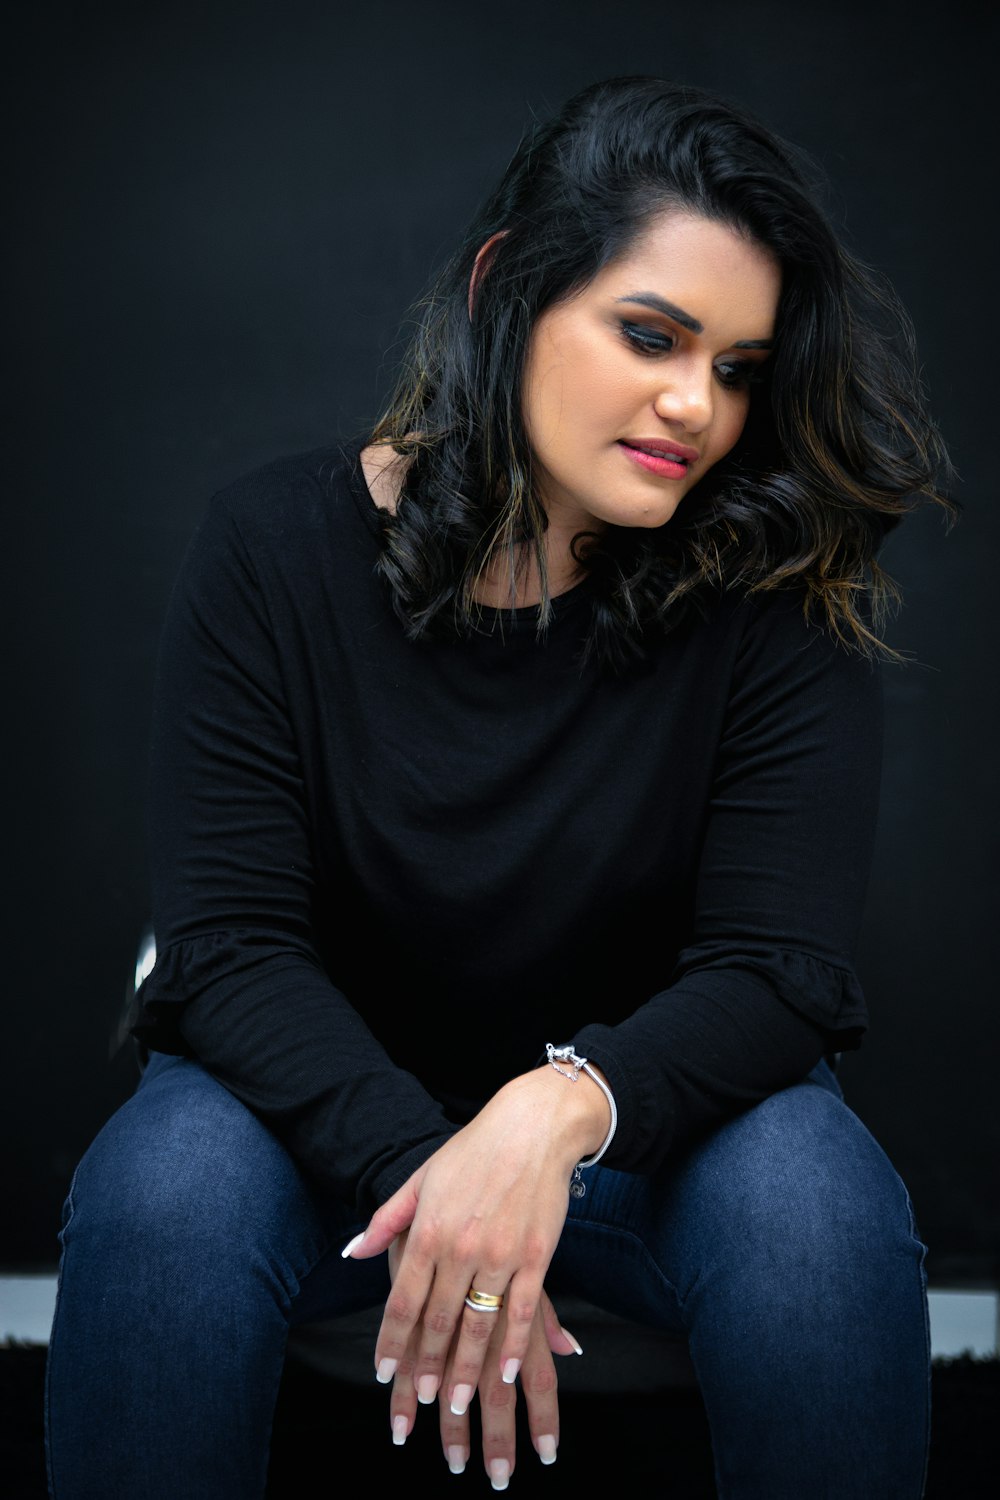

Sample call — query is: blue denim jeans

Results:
[45,1052,930,1498]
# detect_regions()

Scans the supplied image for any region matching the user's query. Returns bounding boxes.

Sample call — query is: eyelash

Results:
[619,321,766,389]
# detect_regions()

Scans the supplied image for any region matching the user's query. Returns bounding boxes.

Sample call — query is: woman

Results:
[45,76,952,1497]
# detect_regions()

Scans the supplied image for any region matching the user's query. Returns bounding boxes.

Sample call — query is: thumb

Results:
[340,1179,422,1260]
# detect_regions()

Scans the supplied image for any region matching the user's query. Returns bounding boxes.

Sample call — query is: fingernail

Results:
[447,1445,467,1475]
[489,1458,511,1490]
[538,1433,558,1465]
[417,1373,439,1405]
[450,1382,474,1416]
[341,1231,365,1259]
[561,1324,584,1355]
[392,1414,408,1446]
[501,1357,520,1385]
[376,1357,398,1384]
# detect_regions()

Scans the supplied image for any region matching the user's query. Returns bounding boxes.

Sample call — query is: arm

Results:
[575,589,883,1169]
[133,490,457,1213]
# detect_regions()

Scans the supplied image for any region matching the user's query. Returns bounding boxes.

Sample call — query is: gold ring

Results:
[465,1286,504,1312]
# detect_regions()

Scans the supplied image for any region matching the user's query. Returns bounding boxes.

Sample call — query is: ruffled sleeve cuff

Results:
[671,944,869,1041]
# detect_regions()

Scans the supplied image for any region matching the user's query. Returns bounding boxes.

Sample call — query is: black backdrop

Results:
[4,0,997,1276]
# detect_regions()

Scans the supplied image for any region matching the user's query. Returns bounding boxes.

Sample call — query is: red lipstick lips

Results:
[619,438,699,479]
[622,438,699,462]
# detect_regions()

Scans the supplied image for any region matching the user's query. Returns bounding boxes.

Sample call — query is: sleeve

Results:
[131,492,456,1215]
[574,591,883,1173]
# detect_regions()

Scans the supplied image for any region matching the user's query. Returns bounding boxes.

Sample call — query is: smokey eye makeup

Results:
[619,320,674,353]
[619,320,769,388]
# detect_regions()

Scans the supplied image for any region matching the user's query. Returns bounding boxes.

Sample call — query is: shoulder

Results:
[205,439,371,546]
[733,586,879,670]
[168,438,381,625]
[723,586,884,734]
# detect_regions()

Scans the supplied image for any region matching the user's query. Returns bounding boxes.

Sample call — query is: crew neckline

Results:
[340,438,595,631]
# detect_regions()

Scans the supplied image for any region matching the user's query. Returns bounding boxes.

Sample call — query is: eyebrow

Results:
[615,292,774,349]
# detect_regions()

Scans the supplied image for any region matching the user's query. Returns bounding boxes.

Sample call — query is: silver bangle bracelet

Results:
[545,1042,618,1199]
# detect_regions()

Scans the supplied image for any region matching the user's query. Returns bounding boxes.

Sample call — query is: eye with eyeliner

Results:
[619,320,674,354]
[715,358,767,390]
[619,320,768,389]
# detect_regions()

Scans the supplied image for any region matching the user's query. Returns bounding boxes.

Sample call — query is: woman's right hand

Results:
[344,1062,609,1436]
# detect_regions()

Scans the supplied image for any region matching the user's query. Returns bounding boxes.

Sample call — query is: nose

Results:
[652,362,713,434]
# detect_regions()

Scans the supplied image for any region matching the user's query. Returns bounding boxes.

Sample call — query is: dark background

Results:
[3,0,996,1278]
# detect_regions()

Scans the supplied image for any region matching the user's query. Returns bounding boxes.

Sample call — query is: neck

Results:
[472,537,586,609]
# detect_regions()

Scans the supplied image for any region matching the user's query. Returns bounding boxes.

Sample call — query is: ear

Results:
[468,230,509,319]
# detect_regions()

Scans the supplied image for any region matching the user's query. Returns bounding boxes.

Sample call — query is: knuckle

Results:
[384,1288,416,1323]
[523,1362,558,1398]
[506,1296,536,1328]
[483,1381,516,1413]
[479,1256,509,1285]
[425,1306,457,1339]
[522,1230,548,1267]
[408,1221,443,1263]
[463,1313,495,1345]
[453,1226,483,1262]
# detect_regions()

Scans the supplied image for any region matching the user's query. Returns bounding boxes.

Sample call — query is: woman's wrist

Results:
[484,1064,606,1176]
[543,1044,616,1193]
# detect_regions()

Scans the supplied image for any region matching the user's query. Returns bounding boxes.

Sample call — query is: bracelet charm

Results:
[545,1042,618,1198]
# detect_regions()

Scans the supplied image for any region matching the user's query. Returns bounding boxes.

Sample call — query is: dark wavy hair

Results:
[369,75,953,670]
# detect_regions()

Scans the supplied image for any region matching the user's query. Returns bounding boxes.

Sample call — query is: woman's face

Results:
[520,210,781,540]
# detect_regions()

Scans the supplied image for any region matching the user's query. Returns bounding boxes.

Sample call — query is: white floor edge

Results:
[1,1276,997,1357]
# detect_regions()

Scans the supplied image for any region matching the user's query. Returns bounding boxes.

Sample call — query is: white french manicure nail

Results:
[376,1357,398,1384]
[341,1231,365,1259]
[561,1324,584,1355]
[501,1357,520,1385]
[490,1458,511,1490]
[538,1433,558,1465]
[392,1414,408,1446]
[447,1445,467,1474]
[417,1373,439,1405]
[450,1382,474,1416]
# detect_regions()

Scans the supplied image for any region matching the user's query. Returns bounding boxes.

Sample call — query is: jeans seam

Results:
[45,1167,81,1500]
[903,1186,932,1500]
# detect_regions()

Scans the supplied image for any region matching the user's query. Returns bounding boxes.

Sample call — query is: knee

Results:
[677,1085,926,1314]
[62,1059,312,1278]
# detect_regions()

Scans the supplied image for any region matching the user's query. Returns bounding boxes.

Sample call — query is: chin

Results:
[610,496,686,530]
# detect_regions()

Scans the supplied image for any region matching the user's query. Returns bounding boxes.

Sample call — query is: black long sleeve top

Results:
[131,439,882,1217]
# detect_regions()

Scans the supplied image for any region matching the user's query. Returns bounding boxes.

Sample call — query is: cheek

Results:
[527,327,631,444]
[711,395,752,462]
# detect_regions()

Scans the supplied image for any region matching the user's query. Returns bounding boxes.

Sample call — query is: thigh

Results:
[551,1060,931,1497]
[46,1052,388,1499]
[554,1061,923,1311]
[63,1052,334,1284]
[56,1050,389,1313]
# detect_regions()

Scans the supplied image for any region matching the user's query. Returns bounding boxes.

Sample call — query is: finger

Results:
[438,1392,472,1476]
[373,1239,436,1381]
[444,1277,514,1416]
[491,1266,547,1382]
[518,1309,562,1470]
[538,1288,585,1358]
[387,1338,419,1450]
[444,1263,547,1408]
[477,1326,519,1492]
